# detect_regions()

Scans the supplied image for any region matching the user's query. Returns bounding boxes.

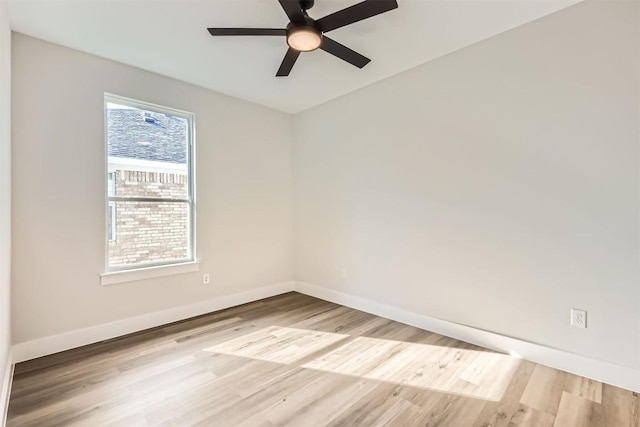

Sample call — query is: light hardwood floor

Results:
[6,292,639,426]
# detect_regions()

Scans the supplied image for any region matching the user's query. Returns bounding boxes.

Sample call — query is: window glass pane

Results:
[108,201,190,267]
[106,102,189,199]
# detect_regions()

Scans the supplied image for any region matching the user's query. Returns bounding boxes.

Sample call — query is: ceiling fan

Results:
[207,0,398,77]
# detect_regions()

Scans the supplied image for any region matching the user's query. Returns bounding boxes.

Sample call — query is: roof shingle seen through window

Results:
[107,109,188,164]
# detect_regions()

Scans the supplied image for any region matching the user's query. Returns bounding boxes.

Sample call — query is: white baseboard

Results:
[294,281,640,393]
[1,350,14,427]
[12,282,295,364]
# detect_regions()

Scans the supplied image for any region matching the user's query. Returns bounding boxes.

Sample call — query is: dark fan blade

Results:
[320,37,370,68]
[276,48,301,77]
[317,0,398,33]
[208,28,286,36]
[278,0,305,23]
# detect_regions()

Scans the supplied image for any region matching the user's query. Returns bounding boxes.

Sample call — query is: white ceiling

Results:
[8,0,581,113]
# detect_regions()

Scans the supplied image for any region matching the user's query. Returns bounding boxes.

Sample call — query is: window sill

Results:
[100,261,200,286]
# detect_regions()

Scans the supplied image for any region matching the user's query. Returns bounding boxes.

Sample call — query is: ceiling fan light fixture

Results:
[287,26,322,52]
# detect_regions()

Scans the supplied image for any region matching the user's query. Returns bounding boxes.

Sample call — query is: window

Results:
[105,94,195,271]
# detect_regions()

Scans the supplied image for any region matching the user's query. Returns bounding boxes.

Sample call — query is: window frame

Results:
[104,93,196,273]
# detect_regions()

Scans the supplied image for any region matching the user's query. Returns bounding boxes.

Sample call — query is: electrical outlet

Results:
[571,308,587,328]
[203,273,211,285]
[340,268,347,279]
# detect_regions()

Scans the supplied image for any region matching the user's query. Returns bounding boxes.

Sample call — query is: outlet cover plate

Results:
[571,308,587,328]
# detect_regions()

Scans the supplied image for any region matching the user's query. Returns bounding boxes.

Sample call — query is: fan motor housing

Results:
[299,0,314,10]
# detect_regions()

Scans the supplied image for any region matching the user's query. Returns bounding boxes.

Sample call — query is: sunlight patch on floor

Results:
[204,326,520,401]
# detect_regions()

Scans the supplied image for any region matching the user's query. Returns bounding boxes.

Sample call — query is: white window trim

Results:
[104,93,197,275]
[100,261,200,286]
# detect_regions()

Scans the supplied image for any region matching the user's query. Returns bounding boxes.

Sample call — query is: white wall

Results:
[0,0,12,416]
[11,34,294,344]
[294,0,640,370]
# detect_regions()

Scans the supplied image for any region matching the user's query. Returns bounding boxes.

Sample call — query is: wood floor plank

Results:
[564,373,603,403]
[261,371,360,425]
[326,382,406,426]
[554,391,603,427]
[601,384,640,427]
[471,360,537,427]
[6,292,637,427]
[280,377,381,426]
[508,404,556,427]
[420,392,488,426]
[520,364,568,415]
